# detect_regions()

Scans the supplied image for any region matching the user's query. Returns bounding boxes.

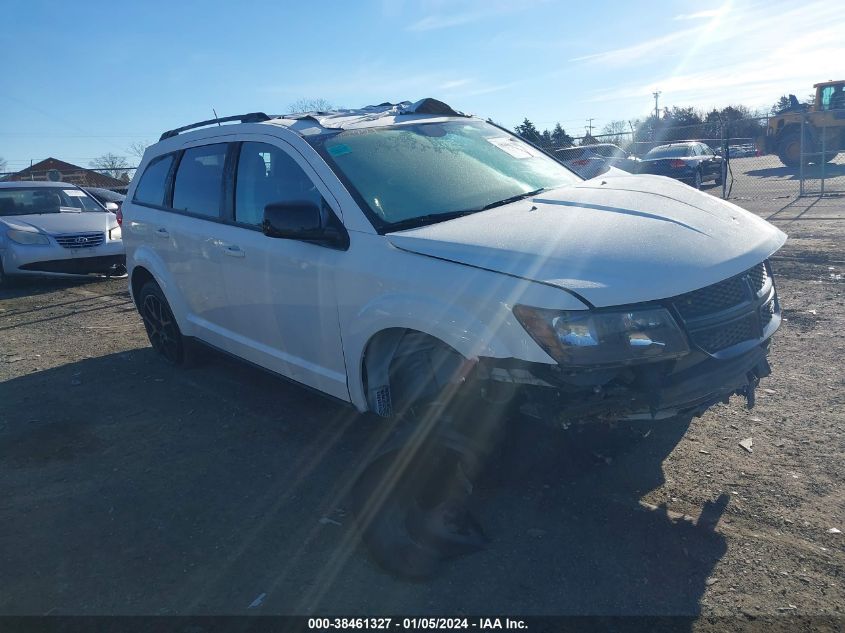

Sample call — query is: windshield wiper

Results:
[384,210,480,232]
[383,188,546,233]
[479,187,546,211]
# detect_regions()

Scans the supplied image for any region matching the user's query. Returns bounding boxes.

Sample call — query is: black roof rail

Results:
[159,112,272,141]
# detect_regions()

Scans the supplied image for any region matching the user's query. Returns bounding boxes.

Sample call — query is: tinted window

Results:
[235,142,322,226]
[133,154,174,206]
[172,144,227,217]
[644,145,692,159]
[556,147,584,160]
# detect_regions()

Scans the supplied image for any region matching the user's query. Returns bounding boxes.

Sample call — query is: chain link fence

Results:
[519,114,845,202]
[797,110,845,196]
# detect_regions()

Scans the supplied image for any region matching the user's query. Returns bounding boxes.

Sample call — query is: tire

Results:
[137,280,193,366]
[776,130,810,168]
[107,264,128,278]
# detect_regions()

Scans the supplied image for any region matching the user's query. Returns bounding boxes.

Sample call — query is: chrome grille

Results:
[54,232,105,249]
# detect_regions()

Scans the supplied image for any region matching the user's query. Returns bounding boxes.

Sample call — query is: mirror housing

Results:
[104,202,119,213]
[262,201,348,249]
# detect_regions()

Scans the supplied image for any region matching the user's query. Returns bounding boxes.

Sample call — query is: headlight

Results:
[109,226,122,240]
[513,305,690,367]
[7,229,50,245]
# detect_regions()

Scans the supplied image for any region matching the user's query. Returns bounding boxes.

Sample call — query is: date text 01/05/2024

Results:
[307,618,528,630]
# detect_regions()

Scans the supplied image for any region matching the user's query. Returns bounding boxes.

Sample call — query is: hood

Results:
[387,174,786,307]
[0,211,115,235]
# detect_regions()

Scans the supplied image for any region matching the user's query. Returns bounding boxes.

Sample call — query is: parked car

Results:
[556,143,639,179]
[83,186,126,213]
[0,181,125,284]
[123,99,785,576]
[638,142,723,189]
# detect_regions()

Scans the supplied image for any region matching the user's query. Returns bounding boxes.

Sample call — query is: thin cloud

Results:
[570,26,700,66]
[438,78,473,90]
[674,8,726,20]
[407,11,485,31]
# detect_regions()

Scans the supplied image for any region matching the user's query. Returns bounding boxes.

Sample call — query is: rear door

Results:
[166,141,233,336]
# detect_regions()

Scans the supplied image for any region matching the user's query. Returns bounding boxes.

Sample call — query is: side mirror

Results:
[262,201,348,249]
[104,202,119,213]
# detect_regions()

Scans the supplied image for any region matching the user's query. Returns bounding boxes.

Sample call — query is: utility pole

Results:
[585,118,594,136]
[653,91,662,120]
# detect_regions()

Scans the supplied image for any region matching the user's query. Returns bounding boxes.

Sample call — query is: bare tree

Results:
[600,120,630,146]
[89,153,129,180]
[288,98,334,114]
[127,141,149,163]
[0,156,7,174]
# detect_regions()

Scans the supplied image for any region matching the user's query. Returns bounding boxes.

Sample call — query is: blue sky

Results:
[2,0,842,171]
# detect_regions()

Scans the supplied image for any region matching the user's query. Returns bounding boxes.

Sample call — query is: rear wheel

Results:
[137,280,192,365]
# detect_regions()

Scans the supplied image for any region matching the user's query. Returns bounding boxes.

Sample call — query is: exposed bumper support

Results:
[476,341,773,424]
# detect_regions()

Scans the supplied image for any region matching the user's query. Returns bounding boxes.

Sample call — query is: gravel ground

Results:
[0,195,842,622]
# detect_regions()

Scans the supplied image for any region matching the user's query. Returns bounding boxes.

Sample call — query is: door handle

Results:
[222,245,245,258]
[155,228,169,238]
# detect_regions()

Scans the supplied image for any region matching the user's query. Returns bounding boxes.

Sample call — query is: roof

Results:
[814,80,845,88]
[159,98,471,143]
[2,158,127,188]
[0,180,82,189]
[652,141,700,148]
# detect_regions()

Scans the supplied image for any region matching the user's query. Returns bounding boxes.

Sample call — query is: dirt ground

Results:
[0,195,843,623]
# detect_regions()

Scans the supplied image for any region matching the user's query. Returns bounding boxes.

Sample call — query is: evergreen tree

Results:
[770,95,791,115]
[514,118,542,145]
[550,123,573,148]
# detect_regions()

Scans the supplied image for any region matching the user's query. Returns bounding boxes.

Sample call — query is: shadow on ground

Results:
[0,276,117,301]
[744,163,845,180]
[0,348,727,617]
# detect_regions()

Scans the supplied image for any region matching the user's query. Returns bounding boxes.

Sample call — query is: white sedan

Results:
[0,181,124,284]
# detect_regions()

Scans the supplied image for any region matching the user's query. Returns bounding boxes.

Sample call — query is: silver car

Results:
[0,181,125,284]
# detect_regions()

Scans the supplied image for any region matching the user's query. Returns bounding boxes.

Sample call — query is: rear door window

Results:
[172,144,228,218]
[133,154,175,206]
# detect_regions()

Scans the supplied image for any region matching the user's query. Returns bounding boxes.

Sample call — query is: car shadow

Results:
[744,163,845,180]
[0,275,117,301]
[0,348,727,620]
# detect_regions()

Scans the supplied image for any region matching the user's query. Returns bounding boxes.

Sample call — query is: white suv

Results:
[123,99,785,574]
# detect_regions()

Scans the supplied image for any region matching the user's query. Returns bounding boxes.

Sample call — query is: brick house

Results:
[2,158,129,190]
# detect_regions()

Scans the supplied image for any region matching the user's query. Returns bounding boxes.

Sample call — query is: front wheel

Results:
[137,280,192,365]
[777,130,811,168]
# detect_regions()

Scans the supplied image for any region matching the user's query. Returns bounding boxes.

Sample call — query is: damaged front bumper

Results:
[477,341,772,424]
[477,260,781,425]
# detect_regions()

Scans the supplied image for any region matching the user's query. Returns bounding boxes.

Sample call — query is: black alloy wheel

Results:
[139,281,184,364]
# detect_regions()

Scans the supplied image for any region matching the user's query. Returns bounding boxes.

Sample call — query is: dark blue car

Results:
[639,142,723,189]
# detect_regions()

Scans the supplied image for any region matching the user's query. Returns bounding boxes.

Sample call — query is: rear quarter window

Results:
[133,154,175,206]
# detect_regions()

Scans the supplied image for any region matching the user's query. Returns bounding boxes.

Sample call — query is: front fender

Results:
[344,292,547,412]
